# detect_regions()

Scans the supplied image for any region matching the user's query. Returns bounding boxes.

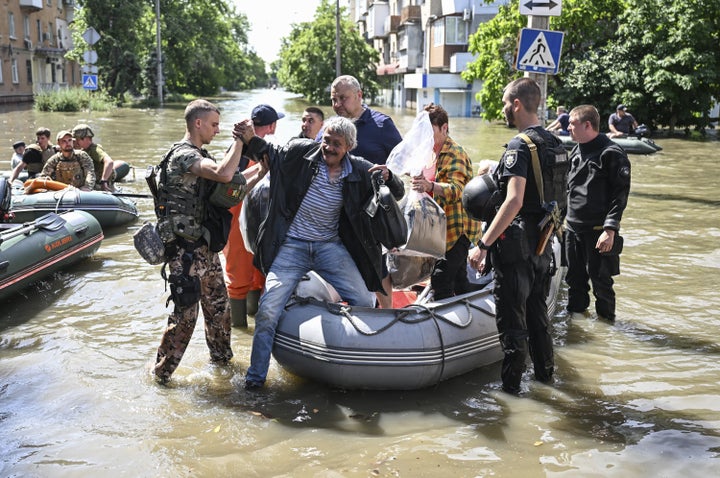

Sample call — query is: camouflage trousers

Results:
[154,242,233,381]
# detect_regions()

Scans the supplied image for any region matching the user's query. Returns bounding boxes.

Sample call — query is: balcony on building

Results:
[385,15,400,34]
[367,1,390,39]
[19,0,44,11]
[401,5,421,24]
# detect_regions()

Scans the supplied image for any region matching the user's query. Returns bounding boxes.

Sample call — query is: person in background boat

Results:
[153,99,267,384]
[297,106,324,141]
[410,103,480,300]
[607,104,638,138]
[546,106,570,136]
[566,105,631,322]
[39,131,96,191]
[71,124,116,192]
[10,141,25,169]
[8,128,57,183]
[467,78,556,395]
[240,116,404,390]
[330,74,403,309]
[223,104,284,328]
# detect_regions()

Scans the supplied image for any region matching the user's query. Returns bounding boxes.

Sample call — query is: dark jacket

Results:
[566,134,631,232]
[251,138,405,293]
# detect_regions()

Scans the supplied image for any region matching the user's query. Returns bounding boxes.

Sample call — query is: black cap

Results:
[251,104,285,126]
[616,104,627,111]
[12,141,25,149]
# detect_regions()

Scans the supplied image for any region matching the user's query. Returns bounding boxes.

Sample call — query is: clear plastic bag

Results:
[386,111,435,177]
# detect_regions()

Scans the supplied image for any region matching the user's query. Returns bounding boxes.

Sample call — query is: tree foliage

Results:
[74,0,267,100]
[463,0,720,132]
[276,0,380,105]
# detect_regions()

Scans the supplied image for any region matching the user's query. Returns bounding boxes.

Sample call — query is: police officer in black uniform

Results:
[565,105,631,321]
[468,78,557,395]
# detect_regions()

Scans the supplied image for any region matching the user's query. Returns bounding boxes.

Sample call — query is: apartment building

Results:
[0,0,80,104]
[350,0,506,117]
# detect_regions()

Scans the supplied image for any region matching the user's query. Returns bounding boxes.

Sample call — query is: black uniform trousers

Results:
[431,234,473,300]
[565,228,619,320]
[491,225,554,394]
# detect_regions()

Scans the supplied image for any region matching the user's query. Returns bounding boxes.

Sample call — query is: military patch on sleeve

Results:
[504,150,518,169]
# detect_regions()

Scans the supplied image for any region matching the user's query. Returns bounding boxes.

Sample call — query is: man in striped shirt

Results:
[238,116,405,390]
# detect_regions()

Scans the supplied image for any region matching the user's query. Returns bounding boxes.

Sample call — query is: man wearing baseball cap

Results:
[72,124,116,191]
[223,104,284,327]
[39,130,96,190]
[608,104,639,138]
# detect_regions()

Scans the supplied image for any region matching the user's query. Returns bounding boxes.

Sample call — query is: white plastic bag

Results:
[386,111,435,177]
[394,191,446,258]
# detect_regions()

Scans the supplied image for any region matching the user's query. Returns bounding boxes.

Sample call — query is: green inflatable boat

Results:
[10,187,139,229]
[1,179,104,301]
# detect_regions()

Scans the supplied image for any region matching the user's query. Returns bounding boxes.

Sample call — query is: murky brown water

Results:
[2,89,719,477]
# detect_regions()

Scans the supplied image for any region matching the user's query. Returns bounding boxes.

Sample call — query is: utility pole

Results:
[335,0,341,77]
[155,0,163,106]
[526,16,549,123]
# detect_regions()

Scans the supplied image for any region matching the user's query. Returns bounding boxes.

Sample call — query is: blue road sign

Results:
[82,74,98,91]
[516,28,564,75]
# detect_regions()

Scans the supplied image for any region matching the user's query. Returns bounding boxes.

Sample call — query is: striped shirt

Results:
[287,156,352,241]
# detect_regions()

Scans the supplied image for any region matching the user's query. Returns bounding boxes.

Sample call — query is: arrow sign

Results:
[520,0,562,16]
[515,28,564,74]
[82,74,99,91]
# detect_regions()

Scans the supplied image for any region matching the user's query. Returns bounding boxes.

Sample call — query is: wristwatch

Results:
[99,180,108,185]
[478,240,490,250]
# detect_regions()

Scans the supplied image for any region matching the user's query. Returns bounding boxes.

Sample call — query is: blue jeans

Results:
[245,237,375,385]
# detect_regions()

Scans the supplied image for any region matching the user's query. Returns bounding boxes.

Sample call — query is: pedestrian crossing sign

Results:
[516,28,564,75]
[82,74,98,90]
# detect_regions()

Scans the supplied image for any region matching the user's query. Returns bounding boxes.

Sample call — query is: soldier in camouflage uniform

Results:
[72,124,116,192]
[153,99,266,383]
[39,130,96,190]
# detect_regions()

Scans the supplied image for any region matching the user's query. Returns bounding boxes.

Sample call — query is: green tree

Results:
[613,0,720,132]
[463,0,720,132]
[277,0,380,104]
[75,0,265,100]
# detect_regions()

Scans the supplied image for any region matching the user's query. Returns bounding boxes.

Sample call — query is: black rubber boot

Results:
[246,289,261,317]
[230,298,248,328]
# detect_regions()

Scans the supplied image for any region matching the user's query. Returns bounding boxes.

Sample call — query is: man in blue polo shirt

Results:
[330,75,403,308]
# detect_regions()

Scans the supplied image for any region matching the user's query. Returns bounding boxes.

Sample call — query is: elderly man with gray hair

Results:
[236,116,405,390]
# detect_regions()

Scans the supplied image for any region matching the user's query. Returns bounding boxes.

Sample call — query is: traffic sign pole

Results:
[527,16,549,124]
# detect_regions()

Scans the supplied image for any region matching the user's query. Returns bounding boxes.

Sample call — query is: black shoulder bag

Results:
[364,171,408,250]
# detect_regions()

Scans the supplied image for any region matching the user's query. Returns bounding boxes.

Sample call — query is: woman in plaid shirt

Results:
[411,103,481,300]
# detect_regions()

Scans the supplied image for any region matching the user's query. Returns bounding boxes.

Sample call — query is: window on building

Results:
[36,20,42,43]
[0,61,4,84]
[433,22,443,47]
[11,59,19,84]
[24,16,30,39]
[445,17,469,45]
[9,12,16,38]
[26,59,33,84]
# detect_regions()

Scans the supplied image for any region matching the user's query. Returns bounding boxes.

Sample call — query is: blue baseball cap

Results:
[251,104,285,126]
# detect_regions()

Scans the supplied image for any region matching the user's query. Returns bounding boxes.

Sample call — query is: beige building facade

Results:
[0,0,80,104]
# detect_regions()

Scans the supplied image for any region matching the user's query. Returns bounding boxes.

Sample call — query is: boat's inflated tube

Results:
[23,177,69,194]
[0,177,11,217]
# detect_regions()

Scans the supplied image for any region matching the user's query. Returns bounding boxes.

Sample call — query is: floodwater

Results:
[1,89,719,477]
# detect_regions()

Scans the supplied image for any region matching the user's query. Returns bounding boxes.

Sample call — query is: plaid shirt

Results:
[433,136,481,250]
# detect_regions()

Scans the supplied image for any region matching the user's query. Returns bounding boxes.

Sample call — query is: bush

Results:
[34,87,116,112]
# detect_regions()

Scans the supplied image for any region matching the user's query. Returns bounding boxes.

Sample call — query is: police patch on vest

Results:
[504,150,518,168]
